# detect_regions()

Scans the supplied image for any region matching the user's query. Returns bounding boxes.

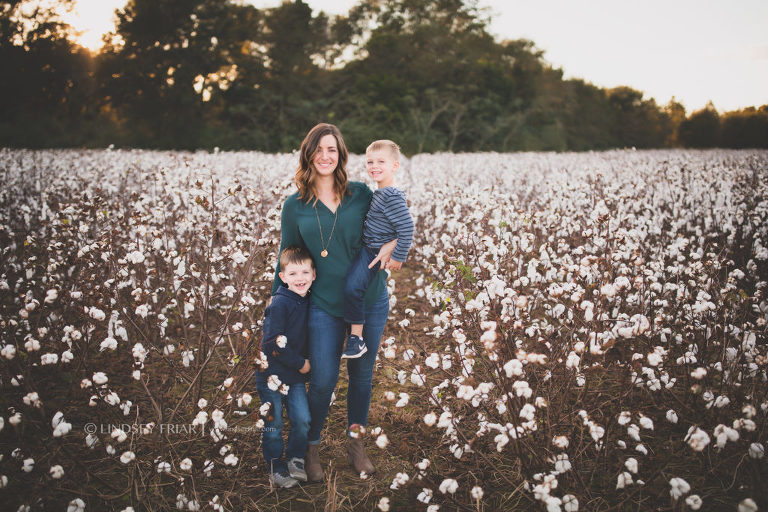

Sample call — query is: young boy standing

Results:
[342,140,414,358]
[256,246,315,488]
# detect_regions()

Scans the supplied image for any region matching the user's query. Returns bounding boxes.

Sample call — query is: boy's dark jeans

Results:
[255,381,310,475]
[343,246,381,325]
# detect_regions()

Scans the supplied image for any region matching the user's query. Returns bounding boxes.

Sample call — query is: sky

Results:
[63,0,768,113]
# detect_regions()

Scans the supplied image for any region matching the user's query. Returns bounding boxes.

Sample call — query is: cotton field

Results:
[0,147,766,511]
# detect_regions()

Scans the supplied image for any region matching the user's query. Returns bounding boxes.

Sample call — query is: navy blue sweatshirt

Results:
[255,286,309,385]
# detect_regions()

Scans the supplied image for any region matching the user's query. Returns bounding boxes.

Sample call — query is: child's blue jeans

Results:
[255,380,310,475]
[343,246,381,325]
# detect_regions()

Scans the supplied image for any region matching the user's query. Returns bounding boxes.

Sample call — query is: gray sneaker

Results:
[269,471,299,488]
[287,457,307,481]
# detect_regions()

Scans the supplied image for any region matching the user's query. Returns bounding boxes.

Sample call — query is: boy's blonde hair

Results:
[366,140,401,161]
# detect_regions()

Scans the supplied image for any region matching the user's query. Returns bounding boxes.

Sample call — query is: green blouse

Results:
[272,181,387,318]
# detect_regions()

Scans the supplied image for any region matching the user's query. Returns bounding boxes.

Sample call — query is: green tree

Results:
[720,106,768,149]
[0,0,95,146]
[98,0,261,148]
[606,86,670,148]
[678,102,720,148]
[662,98,686,147]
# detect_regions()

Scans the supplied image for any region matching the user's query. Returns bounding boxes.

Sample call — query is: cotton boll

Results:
[24,338,40,352]
[49,465,64,479]
[563,494,579,512]
[44,289,58,303]
[21,458,35,473]
[2,344,17,359]
[638,415,654,430]
[554,453,571,473]
[100,337,118,351]
[601,284,617,298]
[669,477,690,500]
[665,409,678,424]
[375,434,389,449]
[685,427,710,451]
[627,424,641,442]
[616,472,632,489]
[747,442,764,459]
[503,359,523,377]
[439,478,459,494]
[92,372,108,385]
[739,498,758,512]
[67,498,86,512]
[417,488,433,504]
[389,472,409,490]
[685,495,703,510]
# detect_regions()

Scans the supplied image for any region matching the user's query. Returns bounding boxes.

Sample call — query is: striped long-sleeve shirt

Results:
[362,186,414,262]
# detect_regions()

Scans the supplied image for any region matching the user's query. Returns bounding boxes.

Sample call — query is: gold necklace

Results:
[314,204,338,258]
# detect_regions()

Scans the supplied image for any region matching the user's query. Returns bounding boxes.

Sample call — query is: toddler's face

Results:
[279,261,315,296]
[366,149,399,188]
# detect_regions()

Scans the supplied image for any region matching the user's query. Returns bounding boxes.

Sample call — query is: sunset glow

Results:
[61,0,123,51]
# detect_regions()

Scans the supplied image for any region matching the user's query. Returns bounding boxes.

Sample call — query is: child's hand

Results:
[386,259,403,270]
[299,359,311,374]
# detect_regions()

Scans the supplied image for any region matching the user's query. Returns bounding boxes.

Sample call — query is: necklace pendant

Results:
[321,250,328,258]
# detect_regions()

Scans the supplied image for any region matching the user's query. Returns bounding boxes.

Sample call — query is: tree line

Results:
[1,0,766,153]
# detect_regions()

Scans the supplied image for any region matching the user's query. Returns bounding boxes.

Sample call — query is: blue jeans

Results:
[308,289,389,443]
[255,380,310,475]
[343,246,381,325]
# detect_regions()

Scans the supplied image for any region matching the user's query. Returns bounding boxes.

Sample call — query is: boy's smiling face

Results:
[366,149,399,188]
[279,260,315,296]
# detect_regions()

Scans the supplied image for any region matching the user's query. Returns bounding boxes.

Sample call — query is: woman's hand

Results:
[369,239,397,270]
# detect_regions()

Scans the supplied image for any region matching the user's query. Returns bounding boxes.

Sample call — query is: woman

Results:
[272,123,396,481]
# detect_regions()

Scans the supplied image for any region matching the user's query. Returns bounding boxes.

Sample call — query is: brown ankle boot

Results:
[347,437,375,475]
[305,444,323,482]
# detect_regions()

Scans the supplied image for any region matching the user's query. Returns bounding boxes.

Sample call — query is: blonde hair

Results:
[295,123,349,204]
[366,139,401,161]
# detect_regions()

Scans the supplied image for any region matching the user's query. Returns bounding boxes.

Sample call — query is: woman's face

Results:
[312,134,339,177]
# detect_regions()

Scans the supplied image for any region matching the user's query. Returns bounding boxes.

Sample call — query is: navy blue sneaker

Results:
[341,335,367,359]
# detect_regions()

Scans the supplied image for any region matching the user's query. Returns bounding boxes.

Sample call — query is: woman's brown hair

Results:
[295,123,349,204]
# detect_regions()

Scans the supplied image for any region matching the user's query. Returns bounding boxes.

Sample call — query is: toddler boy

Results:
[342,140,414,358]
[255,246,314,487]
